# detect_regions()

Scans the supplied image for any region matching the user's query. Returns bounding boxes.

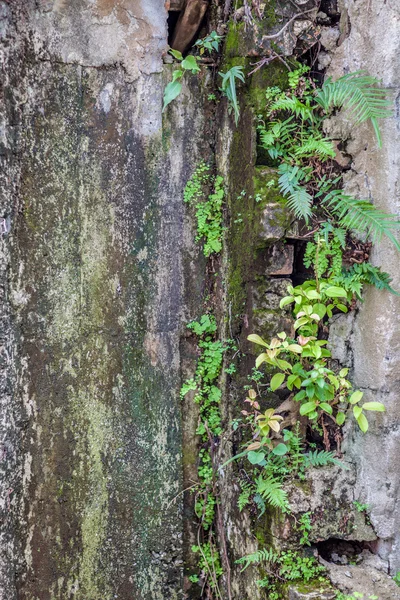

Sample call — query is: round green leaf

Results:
[325,286,347,298]
[336,411,346,426]
[272,443,288,456]
[349,390,364,405]
[312,303,327,319]
[270,372,285,391]
[280,296,295,308]
[248,451,266,465]
[320,402,333,414]
[181,55,200,72]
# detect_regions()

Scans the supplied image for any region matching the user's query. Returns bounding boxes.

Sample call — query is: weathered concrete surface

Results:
[1,1,209,598]
[327,0,400,575]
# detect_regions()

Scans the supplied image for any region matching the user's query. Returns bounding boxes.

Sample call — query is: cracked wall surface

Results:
[327,0,400,575]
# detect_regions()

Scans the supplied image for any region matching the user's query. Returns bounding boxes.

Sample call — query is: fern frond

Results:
[294,136,336,160]
[315,71,392,146]
[304,450,348,469]
[256,476,289,510]
[334,262,400,297]
[322,190,400,250]
[278,164,313,222]
[269,96,314,121]
[236,548,279,571]
[238,482,253,512]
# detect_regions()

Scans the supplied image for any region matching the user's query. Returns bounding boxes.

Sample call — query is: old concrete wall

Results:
[327,0,400,575]
[0,1,209,598]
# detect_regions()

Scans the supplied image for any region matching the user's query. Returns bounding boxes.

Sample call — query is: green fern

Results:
[323,190,400,250]
[253,493,266,517]
[236,548,278,571]
[256,475,289,511]
[269,95,314,121]
[315,71,392,147]
[304,450,348,469]
[219,66,245,125]
[278,164,313,222]
[238,481,253,512]
[294,135,336,160]
[334,262,400,298]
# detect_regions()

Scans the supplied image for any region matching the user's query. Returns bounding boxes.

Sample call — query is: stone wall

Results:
[0,2,209,598]
[326,0,400,575]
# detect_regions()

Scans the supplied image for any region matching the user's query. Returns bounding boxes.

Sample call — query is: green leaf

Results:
[181,55,200,72]
[357,412,369,433]
[336,411,346,425]
[276,359,292,371]
[353,405,363,419]
[287,344,303,353]
[325,286,348,298]
[300,401,317,415]
[320,402,333,414]
[255,353,268,368]
[248,451,266,465]
[172,69,183,82]
[270,372,285,391]
[312,303,327,319]
[350,390,364,404]
[162,80,182,111]
[279,296,295,308]
[272,443,288,456]
[169,49,183,60]
[336,303,348,313]
[362,401,386,412]
[248,334,269,347]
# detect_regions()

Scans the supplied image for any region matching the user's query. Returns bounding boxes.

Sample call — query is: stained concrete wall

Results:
[328,0,400,574]
[0,1,209,598]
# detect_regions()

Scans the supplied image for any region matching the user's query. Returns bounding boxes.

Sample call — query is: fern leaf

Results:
[236,548,278,571]
[315,71,392,146]
[256,476,289,510]
[322,190,400,250]
[294,136,336,160]
[304,450,348,469]
[269,96,314,121]
[278,164,313,222]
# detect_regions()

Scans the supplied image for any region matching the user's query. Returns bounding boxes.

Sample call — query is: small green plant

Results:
[219,66,245,125]
[163,49,201,112]
[238,480,254,512]
[163,31,222,111]
[353,500,370,513]
[393,571,400,586]
[192,541,223,591]
[194,30,223,55]
[184,162,225,257]
[297,512,312,546]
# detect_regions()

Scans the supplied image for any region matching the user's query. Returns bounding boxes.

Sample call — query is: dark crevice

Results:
[167,11,181,46]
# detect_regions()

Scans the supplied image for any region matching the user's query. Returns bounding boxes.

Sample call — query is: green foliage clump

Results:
[192,542,223,590]
[163,32,223,111]
[184,163,225,257]
[257,67,398,250]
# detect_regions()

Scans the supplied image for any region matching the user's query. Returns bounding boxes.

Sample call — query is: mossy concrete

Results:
[2,1,209,598]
